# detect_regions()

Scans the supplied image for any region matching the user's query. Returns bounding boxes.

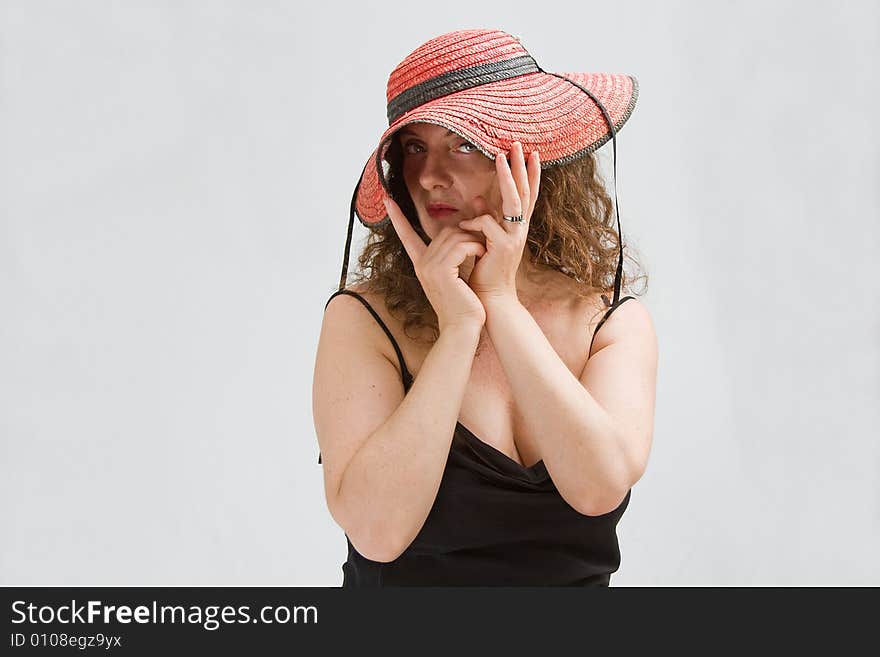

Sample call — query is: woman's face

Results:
[398,123,503,241]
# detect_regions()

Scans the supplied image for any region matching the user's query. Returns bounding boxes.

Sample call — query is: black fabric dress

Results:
[320,289,636,587]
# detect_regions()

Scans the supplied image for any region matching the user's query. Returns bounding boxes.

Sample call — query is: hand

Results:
[383,195,488,333]
[456,142,541,302]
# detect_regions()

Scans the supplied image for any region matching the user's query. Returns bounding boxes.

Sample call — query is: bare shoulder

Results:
[322,283,401,370]
[589,294,657,356]
[339,282,386,313]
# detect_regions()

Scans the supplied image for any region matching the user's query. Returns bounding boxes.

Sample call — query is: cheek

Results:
[479,178,503,216]
[459,168,499,206]
[401,162,418,192]
[489,182,503,209]
[477,169,501,201]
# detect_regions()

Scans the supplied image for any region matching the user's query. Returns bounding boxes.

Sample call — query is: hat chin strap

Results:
[542,71,625,308]
[336,76,625,308]
[337,165,364,292]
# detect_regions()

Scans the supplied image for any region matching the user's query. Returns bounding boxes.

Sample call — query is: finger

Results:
[460,213,508,245]
[495,149,523,219]
[460,196,493,240]
[508,141,530,214]
[445,239,488,277]
[435,229,486,264]
[526,149,541,218]
[462,197,508,243]
[454,240,487,262]
[383,196,426,263]
[451,242,486,277]
[458,253,476,283]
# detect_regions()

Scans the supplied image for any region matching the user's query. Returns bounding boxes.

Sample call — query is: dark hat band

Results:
[386,54,540,124]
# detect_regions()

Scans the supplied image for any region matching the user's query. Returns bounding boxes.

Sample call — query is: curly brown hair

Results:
[338,133,648,346]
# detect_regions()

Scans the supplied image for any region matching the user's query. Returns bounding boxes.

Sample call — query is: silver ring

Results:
[503,214,524,223]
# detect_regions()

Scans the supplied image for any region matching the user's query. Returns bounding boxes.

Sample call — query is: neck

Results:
[515,252,549,305]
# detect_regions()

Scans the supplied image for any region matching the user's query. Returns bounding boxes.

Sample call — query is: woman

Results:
[313,29,658,586]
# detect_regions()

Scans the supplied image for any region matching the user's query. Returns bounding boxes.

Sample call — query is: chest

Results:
[407,302,598,468]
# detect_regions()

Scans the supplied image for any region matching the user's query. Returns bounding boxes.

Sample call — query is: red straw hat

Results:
[336,28,638,303]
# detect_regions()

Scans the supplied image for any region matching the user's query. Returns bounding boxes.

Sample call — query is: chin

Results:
[421,218,443,238]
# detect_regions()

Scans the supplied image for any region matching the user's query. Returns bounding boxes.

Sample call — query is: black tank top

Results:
[321,289,636,586]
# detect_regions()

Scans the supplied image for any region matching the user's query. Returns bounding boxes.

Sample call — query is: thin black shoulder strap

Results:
[588,295,636,359]
[318,289,414,465]
[323,290,413,383]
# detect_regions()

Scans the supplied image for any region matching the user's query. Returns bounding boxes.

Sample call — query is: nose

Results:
[418,151,453,190]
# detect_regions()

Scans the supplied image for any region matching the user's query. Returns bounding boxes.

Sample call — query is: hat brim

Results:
[354,71,638,227]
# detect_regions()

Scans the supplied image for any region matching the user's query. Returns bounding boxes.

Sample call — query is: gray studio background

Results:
[2,1,878,586]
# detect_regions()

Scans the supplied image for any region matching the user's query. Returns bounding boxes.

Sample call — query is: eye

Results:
[458,142,478,153]
[402,141,424,155]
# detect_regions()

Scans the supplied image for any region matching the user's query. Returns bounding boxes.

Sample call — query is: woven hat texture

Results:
[354,28,638,227]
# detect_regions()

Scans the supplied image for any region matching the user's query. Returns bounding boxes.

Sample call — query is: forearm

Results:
[483,295,630,513]
[337,323,482,561]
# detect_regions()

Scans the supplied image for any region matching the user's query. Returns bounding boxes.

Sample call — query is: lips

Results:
[427,203,458,218]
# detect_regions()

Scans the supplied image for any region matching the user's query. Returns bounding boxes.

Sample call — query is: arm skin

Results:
[482,293,658,516]
[333,323,483,561]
